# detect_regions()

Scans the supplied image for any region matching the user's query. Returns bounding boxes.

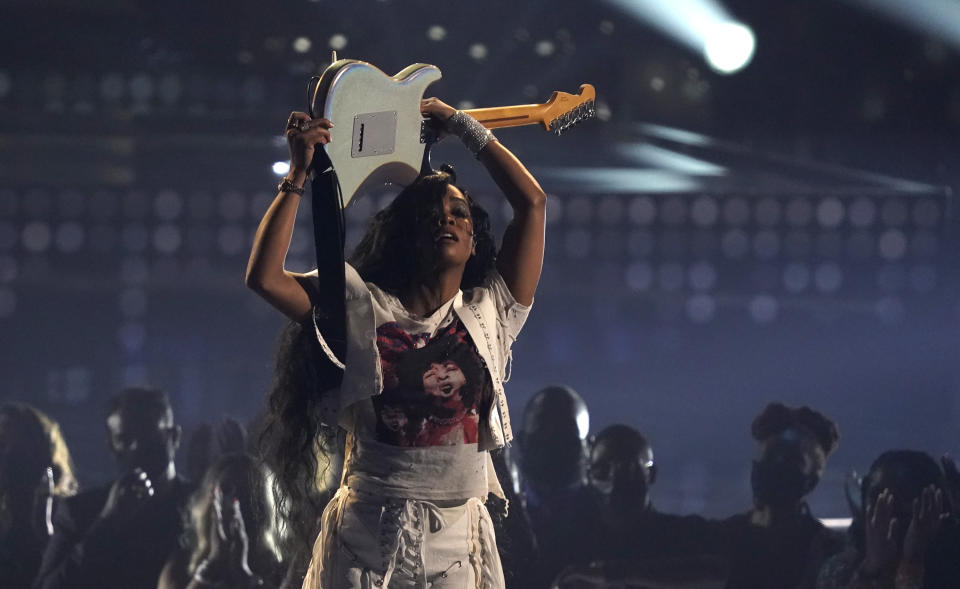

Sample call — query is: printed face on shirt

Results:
[379,405,409,432]
[373,321,488,447]
[422,360,467,400]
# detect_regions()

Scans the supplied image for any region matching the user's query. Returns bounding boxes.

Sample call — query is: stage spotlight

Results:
[469,43,488,61]
[535,40,556,57]
[879,229,908,260]
[704,21,755,74]
[272,161,290,175]
[427,25,447,42]
[329,34,348,51]
[293,37,312,53]
[603,0,755,74]
[22,222,52,253]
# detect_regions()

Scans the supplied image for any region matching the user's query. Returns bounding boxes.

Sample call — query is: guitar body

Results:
[310,60,442,206]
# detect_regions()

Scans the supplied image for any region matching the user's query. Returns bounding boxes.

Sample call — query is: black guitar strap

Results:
[309,155,347,387]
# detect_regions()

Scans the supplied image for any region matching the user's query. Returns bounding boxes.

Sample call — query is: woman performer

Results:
[246,97,546,588]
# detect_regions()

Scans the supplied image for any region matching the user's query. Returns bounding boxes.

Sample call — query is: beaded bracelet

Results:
[277,178,305,196]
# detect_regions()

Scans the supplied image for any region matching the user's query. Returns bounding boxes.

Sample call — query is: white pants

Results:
[303,488,505,589]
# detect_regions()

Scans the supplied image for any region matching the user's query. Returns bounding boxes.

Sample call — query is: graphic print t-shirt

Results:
[366,291,493,447]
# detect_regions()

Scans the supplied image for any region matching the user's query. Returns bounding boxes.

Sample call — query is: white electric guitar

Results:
[309,59,596,206]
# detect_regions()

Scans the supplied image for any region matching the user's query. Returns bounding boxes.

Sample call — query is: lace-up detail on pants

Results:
[302,488,504,589]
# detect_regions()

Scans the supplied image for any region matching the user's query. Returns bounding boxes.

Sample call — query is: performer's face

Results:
[423,361,467,400]
[420,186,474,268]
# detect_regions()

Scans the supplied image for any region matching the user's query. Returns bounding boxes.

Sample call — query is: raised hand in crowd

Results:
[187,486,266,589]
[861,489,901,577]
[99,467,154,520]
[901,486,949,571]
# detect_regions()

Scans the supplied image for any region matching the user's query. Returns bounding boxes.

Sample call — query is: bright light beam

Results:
[603,0,756,74]
[846,0,960,50]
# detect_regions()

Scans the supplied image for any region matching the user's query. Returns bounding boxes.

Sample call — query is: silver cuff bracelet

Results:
[445,111,496,157]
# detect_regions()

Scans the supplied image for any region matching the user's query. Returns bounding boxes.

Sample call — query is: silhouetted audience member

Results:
[158,453,285,589]
[517,385,599,587]
[554,424,726,588]
[718,403,844,589]
[817,450,959,589]
[34,387,193,589]
[0,403,77,589]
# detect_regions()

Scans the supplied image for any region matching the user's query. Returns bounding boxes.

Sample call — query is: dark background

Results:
[1,0,958,518]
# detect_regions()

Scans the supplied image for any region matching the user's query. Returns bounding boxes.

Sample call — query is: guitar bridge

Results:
[351,111,397,158]
[420,120,438,144]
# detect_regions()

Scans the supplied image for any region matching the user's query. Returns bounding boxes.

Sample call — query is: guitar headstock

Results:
[543,84,596,135]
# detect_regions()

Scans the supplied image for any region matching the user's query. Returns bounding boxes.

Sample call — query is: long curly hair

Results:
[348,166,497,295]
[258,320,339,556]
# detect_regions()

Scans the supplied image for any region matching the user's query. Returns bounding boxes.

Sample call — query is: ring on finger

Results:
[298,120,311,132]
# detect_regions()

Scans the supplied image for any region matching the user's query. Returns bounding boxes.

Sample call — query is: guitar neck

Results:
[463,103,549,130]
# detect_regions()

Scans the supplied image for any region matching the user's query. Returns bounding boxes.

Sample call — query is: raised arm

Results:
[421,98,546,306]
[479,141,546,306]
[244,112,333,321]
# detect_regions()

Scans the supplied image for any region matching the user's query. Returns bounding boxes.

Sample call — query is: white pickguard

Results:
[316,61,442,207]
